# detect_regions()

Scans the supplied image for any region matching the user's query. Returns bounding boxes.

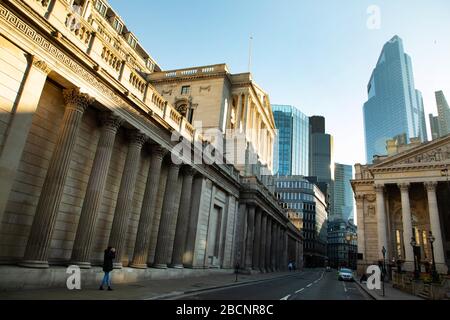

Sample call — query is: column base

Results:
[402,261,414,272]
[436,263,448,275]
[152,263,168,269]
[129,263,148,269]
[113,262,123,269]
[68,261,91,269]
[170,264,184,269]
[18,260,50,269]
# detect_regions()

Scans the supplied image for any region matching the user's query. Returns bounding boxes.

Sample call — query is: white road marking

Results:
[280,294,291,300]
[306,283,312,288]
[295,288,305,294]
[343,281,348,292]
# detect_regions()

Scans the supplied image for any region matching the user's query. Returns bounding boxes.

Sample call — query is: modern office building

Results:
[363,35,428,163]
[429,114,441,141]
[436,91,450,137]
[332,163,354,222]
[309,115,334,215]
[272,105,309,176]
[275,176,328,268]
[327,219,357,270]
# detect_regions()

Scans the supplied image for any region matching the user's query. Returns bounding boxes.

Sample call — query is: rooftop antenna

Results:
[248,36,253,73]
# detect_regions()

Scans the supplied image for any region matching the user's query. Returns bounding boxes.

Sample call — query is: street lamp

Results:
[381,246,386,297]
[428,231,440,283]
[410,237,420,280]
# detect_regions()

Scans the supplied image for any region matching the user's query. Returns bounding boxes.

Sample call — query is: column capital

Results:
[150,144,168,160]
[99,112,123,131]
[63,88,94,113]
[424,181,438,192]
[180,165,196,176]
[31,56,51,75]
[128,130,148,147]
[374,184,385,193]
[398,182,410,192]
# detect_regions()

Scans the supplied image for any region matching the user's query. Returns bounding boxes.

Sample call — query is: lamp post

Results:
[410,237,420,280]
[428,231,440,283]
[381,246,386,297]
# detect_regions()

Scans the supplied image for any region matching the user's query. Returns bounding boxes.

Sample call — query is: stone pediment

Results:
[372,135,450,168]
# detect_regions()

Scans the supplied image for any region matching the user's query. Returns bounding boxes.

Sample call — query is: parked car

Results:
[338,268,354,281]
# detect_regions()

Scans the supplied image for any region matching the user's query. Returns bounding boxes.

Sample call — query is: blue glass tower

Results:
[332,163,354,222]
[272,105,309,176]
[363,35,428,163]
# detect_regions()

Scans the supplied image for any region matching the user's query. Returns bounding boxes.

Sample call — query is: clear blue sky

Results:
[109,0,450,166]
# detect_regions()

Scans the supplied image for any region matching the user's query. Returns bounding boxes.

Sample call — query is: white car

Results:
[338,268,354,281]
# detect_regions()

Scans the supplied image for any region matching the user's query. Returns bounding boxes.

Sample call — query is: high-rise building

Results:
[275,176,328,268]
[309,115,334,213]
[435,90,450,137]
[272,105,309,176]
[332,163,354,222]
[429,114,441,140]
[363,35,428,163]
[309,116,333,182]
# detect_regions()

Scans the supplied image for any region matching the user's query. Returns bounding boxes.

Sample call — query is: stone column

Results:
[375,184,388,260]
[252,208,262,270]
[425,182,448,274]
[355,195,366,267]
[171,166,196,268]
[20,88,93,268]
[283,231,288,270]
[259,213,267,272]
[70,112,122,268]
[153,162,181,268]
[129,145,167,269]
[108,130,147,268]
[0,57,51,228]
[398,183,414,271]
[271,222,277,271]
[184,176,205,268]
[244,205,256,271]
[236,94,243,132]
[265,218,272,272]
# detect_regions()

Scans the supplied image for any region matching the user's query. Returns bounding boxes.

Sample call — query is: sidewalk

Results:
[0,270,301,300]
[355,280,423,300]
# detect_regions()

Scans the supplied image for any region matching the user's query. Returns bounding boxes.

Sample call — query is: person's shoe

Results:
[99,286,104,290]
[108,286,113,291]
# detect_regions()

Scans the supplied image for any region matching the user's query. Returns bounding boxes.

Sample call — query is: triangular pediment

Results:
[372,135,450,168]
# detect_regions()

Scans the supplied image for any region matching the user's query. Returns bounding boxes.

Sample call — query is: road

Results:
[175,268,370,300]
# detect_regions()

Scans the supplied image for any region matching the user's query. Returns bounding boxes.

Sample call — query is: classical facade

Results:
[352,135,450,275]
[149,66,277,175]
[0,0,302,290]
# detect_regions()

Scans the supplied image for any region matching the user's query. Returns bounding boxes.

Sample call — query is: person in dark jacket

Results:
[99,247,116,291]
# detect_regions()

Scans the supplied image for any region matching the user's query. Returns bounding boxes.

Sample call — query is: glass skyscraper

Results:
[272,105,309,176]
[332,163,354,222]
[363,35,428,163]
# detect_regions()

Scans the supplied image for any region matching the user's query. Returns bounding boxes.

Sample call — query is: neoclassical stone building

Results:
[149,65,276,175]
[352,135,450,275]
[0,0,302,289]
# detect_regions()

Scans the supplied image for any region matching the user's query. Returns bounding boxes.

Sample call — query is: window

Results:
[112,18,123,34]
[181,86,191,95]
[127,34,137,49]
[94,0,107,16]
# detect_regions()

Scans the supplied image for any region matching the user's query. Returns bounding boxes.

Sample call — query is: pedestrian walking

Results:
[288,261,293,271]
[99,246,116,291]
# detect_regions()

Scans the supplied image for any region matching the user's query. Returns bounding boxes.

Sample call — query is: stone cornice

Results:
[370,163,449,173]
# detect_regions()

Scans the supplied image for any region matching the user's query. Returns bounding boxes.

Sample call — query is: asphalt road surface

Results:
[175,268,371,300]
